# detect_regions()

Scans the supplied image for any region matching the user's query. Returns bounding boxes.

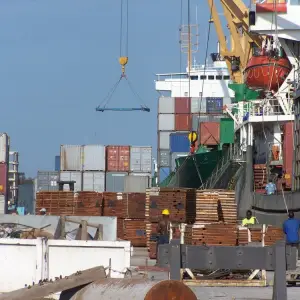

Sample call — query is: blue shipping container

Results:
[159,167,170,182]
[206,97,223,114]
[170,133,190,153]
[55,155,60,171]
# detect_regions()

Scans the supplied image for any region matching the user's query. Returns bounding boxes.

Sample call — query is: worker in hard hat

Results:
[40,208,47,216]
[156,209,171,259]
[242,210,258,226]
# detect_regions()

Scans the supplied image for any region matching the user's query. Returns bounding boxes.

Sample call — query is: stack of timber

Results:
[254,164,267,190]
[35,192,102,216]
[102,192,146,247]
[195,190,237,224]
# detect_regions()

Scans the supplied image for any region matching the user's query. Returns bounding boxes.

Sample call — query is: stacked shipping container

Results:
[157,96,227,182]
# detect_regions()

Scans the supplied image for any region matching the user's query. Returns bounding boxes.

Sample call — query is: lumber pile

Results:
[117,219,146,247]
[195,190,237,224]
[254,164,267,189]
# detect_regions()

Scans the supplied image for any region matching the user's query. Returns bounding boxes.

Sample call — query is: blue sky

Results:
[0,0,222,177]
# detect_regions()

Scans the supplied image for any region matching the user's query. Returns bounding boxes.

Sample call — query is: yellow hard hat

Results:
[162,209,170,215]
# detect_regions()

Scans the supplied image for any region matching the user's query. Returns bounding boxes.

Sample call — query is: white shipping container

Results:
[83,171,105,192]
[83,145,106,171]
[59,171,82,192]
[124,175,150,193]
[130,146,152,173]
[0,195,5,214]
[158,114,175,131]
[171,152,189,171]
[60,145,83,171]
[158,97,175,114]
[0,133,9,163]
[159,131,171,149]
[191,97,206,113]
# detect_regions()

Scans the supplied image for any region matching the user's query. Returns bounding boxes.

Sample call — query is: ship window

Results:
[216,75,222,80]
[190,75,198,80]
[199,92,202,97]
[184,92,188,96]
[223,75,230,80]
[208,75,214,80]
[200,75,207,80]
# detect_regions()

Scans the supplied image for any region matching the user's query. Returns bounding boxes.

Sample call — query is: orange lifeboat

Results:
[244,55,291,92]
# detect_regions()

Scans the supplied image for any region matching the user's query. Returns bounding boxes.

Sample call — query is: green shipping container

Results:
[220,118,234,144]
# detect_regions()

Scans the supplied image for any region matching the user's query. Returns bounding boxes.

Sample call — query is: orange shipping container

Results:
[200,122,220,145]
[106,146,130,172]
[175,114,191,131]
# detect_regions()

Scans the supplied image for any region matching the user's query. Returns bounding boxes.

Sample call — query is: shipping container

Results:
[37,171,59,192]
[105,172,128,192]
[191,97,206,113]
[60,145,83,171]
[0,163,8,195]
[158,150,170,167]
[124,174,150,192]
[170,132,190,153]
[83,145,106,171]
[175,114,191,131]
[159,167,171,182]
[171,152,189,171]
[0,133,9,163]
[200,122,220,145]
[191,115,223,131]
[283,122,293,189]
[130,146,152,173]
[82,171,105,192]
[206,97,223,114]
[220,118,234,144]
[175,97,191,114]
[158,97,175,114]
[0,195,5,214]
[106,145,130,172]
[159,131,171,149]
[158,114,175,131]
[55,155,60,171]
[59,171,82,191]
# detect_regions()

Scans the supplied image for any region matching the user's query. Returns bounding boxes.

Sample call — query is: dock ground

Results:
[130,247,300,300]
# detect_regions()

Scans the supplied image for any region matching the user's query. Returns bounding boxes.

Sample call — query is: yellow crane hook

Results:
[119,56,128,75]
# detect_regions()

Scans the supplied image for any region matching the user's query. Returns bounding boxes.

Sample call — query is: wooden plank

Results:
[0,266,106,300]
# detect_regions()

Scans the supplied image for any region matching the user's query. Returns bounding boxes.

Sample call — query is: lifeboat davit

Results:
[244,55,291,92]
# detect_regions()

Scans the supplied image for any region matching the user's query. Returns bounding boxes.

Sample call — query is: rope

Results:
[119,0,129,57]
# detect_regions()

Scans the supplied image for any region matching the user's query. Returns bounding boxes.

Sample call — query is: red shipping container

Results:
[175,97,191,114]
[0,163,8,195]
[283,121,293,189]
[175,114,191,131]
[200,122,220,145]
[106,146,130,172]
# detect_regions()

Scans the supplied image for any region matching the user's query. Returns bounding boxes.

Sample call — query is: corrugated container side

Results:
[159,167,171,182]
[206,97,223,114]
[106,145,130,172]
[0,133,9,163]
[37,171,59,192]
[105,172,127,192]
[130,146,152,173]
[0,163,8,195]
[124,175,150,192]
[59,171,82,192]
[55,156,60,171]
[170,133,190,153]
[83,145,106,171]
[158,97,175,114]
[220,118,234,144]
[175,97,191,114]
[0,195,5,214]
[283,122,293,188]
[171,152,189,171]
[200,122,220,145]
[60,145,83,171]
[175,114,191,131]
[82,171,105,192]
[191,97,206,113]
[159,131,171,149]
[158,150,170,167]
[158,114,175,131]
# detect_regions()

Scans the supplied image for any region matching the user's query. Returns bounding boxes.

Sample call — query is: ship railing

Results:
[252,0,286,4]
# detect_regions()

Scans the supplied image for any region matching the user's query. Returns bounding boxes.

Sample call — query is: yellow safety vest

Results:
[242,216,256,226]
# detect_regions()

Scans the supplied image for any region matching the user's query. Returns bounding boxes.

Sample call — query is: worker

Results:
[265,179,276,195]
[156,209,171,259]
[40,208,47,215]
[242,210,257,226]
[283,211,300,246]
